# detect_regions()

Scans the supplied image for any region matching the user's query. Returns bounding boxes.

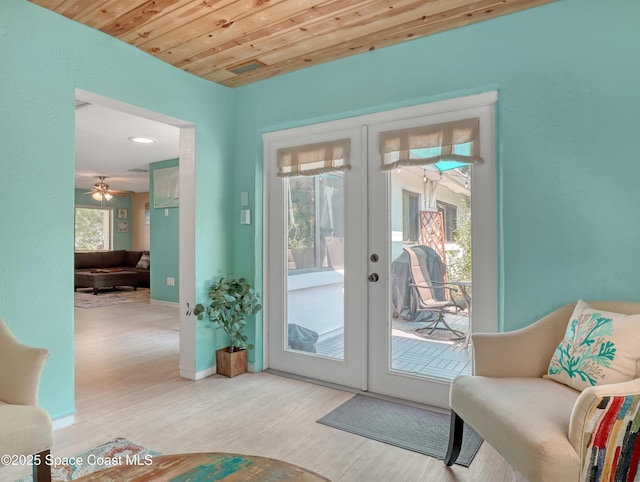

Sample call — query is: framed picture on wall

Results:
[144,202,150,225]
[117,208,128,219]
[118,222,128,233]
[153,166,179,208]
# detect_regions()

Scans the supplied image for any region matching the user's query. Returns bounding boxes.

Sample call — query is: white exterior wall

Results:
[390,169,467,261]
[287,271,344,338]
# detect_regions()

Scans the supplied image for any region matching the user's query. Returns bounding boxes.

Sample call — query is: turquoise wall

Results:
[3,0,640,418]
[0,0,234,419]
[74,189,132,251]
[233,0,640,367]
[149,159,179,303]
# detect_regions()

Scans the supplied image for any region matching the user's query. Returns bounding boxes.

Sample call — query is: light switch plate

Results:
[240,209,251,225]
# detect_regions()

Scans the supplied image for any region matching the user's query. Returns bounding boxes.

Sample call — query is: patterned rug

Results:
[74,287,150,309]
[17,438,160,481]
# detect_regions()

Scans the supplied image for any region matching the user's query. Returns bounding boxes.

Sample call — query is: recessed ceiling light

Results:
[128,136,156,144]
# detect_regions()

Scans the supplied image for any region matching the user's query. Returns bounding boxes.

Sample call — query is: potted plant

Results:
[288,236,315,269]
[187,275,262,377]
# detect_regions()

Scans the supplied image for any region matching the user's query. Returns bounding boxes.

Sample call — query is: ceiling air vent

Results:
[128,168,149,173]
[75,100,91,110]
[228,60,266,75]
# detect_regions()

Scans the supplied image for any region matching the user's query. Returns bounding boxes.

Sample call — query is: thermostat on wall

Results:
[240,209,251,225]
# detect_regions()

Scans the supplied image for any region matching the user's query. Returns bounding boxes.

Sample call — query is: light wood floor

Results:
[1,301,525,482]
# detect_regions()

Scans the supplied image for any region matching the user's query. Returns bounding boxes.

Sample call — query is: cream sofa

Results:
[445,300,640,482]
[0,318,52,481]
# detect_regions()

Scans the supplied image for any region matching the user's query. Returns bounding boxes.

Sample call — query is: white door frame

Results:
[262,92,498,401]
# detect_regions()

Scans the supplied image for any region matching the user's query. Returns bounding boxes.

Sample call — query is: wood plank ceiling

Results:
[30,0,553,88]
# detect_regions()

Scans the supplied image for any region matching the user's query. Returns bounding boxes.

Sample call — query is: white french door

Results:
[265,125,368,389]
[366,102,497,406]
[264,92,497,408]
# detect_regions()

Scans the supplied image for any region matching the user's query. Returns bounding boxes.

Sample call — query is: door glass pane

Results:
[389,166,473,381]
[286,173,344,359]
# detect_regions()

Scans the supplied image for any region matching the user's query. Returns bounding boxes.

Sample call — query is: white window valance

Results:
[379,117,483,171]
[277,138,351,177]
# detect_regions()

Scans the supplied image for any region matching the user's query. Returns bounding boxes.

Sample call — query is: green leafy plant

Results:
[187,275,262,352]
[288,235,308,250]
[448,197,471,282]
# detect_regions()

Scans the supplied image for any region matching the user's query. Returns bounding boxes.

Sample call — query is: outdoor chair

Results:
[445,300,640,482]
[404,247,464,339]
[0,317,52,481]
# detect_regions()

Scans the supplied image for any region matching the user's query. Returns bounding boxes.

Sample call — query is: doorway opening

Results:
[72,89,196,423]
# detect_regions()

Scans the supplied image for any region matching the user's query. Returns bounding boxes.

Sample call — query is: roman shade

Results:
[379,117,483,171]
[277,138,350,177]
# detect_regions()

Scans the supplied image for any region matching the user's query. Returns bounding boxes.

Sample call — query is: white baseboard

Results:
[179,363,255,378]
[52,415,75,431]
[180,365,216,380]
[150,299,179,308]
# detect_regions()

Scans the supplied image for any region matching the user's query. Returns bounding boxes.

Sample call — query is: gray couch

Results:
[75,250,150,287]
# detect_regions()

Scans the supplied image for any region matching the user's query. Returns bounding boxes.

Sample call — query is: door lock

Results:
[370,253,379,262]
[368,273,379,282]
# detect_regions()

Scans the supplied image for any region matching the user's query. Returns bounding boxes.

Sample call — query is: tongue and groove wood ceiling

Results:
[30,0,552,88]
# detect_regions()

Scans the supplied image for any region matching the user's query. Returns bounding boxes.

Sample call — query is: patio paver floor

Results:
[315,313,472,381]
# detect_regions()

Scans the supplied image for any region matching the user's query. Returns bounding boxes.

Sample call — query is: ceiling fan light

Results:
[92,192,103,201]
[104,193,113,201]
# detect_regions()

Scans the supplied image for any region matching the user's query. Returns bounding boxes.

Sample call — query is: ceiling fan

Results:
[86,176,132,205]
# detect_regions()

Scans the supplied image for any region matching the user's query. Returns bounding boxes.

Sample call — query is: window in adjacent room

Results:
[74,207,112,251]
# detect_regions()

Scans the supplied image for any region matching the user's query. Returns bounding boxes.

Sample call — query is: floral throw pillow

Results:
[545,300,640,391]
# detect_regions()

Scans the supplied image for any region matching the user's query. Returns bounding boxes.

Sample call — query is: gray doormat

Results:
[317,394,483,467]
